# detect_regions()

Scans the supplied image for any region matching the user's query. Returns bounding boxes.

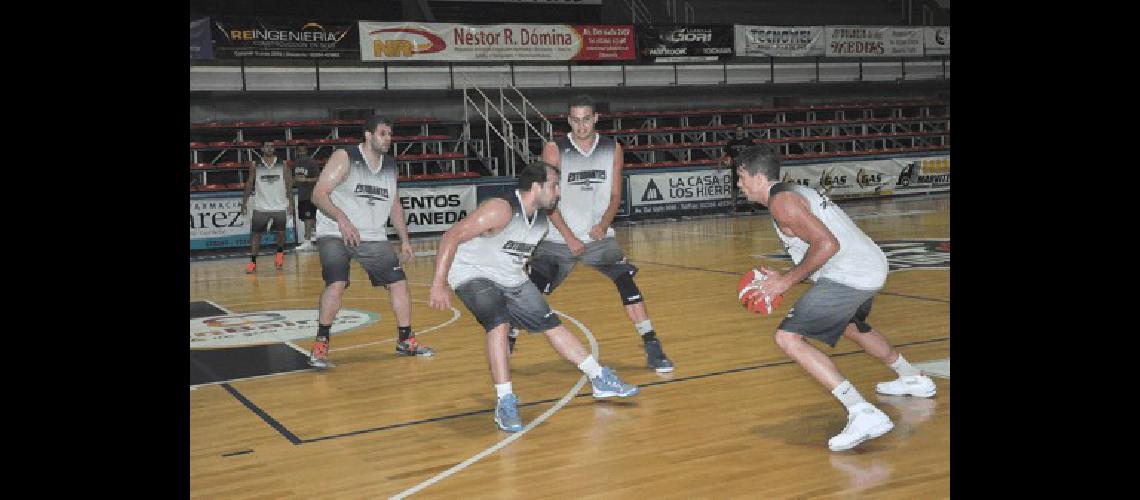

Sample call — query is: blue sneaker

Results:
[590,367,639,398]
[494,394,524,432]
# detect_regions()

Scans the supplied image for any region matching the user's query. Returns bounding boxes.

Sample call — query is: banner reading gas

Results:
[777,160,904,199]
[735,25,824,57]
[388,185,476,234]
[359,22,634,61]
[190,194,298,250]
[638,25,734,63]
[629,169,734,215]
[212,17,359,59]
[924,26,950,55]
[826,26,923,57]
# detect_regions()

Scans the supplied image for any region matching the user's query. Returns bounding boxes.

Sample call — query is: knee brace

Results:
[612,272,643,305]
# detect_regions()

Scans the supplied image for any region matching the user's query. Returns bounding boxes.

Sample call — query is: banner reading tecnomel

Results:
[358,22,635,61]
[735,25,824,57]
[826,26,923,57]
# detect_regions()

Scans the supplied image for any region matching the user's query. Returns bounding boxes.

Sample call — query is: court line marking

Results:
[388,311,600,500]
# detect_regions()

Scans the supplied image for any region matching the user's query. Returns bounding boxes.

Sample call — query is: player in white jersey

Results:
[240,142,293,274]
[734,145,937,451]
[306,115,433,369]
[520,94,674,373]
[430,161,638,433]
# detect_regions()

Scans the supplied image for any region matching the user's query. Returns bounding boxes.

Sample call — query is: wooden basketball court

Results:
[190,193,950,498]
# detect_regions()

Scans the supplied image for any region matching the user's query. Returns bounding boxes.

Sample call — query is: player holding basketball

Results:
[733,145,937,451]
[306,115,434,369]
[517,94,674,373]
[429,161,638,433]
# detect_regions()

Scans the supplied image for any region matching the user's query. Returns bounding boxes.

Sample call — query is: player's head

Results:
[518,161,560,209]
[735,125,745,138]
[363,115,394,155]
[261,141,277,157]
[567,94,598,140]
[296,145,309,157]
[735,145,782,204]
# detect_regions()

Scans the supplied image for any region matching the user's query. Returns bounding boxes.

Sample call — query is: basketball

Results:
[737,267,783,315]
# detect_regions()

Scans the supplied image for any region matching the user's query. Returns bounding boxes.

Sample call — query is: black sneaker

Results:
[644,338,674,373]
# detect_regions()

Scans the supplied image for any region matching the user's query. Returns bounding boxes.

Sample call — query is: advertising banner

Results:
[212,17,359,59]
[359,21,634,61]
[628,169,735,215]
[388,185,477,234]
[825,26,923,57]
[190,17,214,59]
[892,155,950,192]
[734,25,824,57]
[924,26,950,55]
[190,194,299,250]
[638,25,734,63]
[778,159,905,199]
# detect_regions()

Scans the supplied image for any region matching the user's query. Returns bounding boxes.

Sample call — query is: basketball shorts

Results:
[777,278,877,348]
[298,200,317,220]
[250,210,287,233]
[453,278,561,333]
[317,238,407,288]
[529,237,631,292]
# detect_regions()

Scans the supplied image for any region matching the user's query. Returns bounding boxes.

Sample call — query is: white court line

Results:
[389,310,599,500]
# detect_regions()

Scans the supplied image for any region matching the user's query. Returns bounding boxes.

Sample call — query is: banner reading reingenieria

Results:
[359,21,635,61]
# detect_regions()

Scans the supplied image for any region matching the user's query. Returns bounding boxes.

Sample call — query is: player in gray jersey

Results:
[306,115,433,369]
[240,142,293,274]
[734,145,937,452]
[430,161,638,433]
[519,94,674,374]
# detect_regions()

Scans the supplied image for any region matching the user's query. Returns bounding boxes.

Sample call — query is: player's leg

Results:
[272,211,286,270]
[840,299,935,397]
[354,241,432,356]
[453,279,522,432]
[307,238,353,369]
[247,211,266,273]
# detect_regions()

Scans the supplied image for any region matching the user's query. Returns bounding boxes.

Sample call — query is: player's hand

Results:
[755,266,791,297]
[336,216,361,247]
[429,283,451,310]
[588,223,608,242]
[566,235,587,256]
[399,240,415,263]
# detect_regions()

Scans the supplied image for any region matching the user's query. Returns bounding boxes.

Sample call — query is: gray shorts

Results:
[528,237,637,293]
[777,278,877,348]
[317,238,407,289]
[250,210,287,233]
[453,278,561,333]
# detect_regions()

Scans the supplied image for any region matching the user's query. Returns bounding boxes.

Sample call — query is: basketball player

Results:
[429,161,638,433]
[306,115,434,369]
[734,145,937,451]
[292,145,321,252]
[518,94,674,373]
[240,142,293,274]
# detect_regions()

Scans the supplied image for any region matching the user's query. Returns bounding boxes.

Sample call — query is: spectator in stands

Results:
[519,94,675,373]
[305,115,434,369]
[240,142,293,274]
[292,145,321,252]
[722,125,753,213]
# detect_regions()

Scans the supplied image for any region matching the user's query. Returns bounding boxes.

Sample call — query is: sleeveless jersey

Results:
[769,183,888,290]
[547,133,616,243]
[251,159,288,212]
[448,191,550,288]
[315,145,398,242]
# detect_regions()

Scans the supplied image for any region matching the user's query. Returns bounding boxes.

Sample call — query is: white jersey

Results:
[547,133,616,244]
[770,183,888,290]
[315,145,399,242]
[251,159,288,212]
[448,191,550,288]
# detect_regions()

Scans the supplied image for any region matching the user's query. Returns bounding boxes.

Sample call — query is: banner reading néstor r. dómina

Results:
[359,22,634,61]
[212,17,359,59]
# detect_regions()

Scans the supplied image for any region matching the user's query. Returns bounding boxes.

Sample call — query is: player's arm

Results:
[540,142,581,242]
[239,161,257,212]
[283,160,295,212]
[761,193,840,296]
[389,188,414,261]
[312,149,361,246]
[589,142,623,240]
[429,199,513,309]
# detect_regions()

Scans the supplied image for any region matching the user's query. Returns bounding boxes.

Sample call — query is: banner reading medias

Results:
[924,26,950,55]
[388,185,476,234]
[735,25,824,57]
[359,22,634,61]
[638,25,734,63]
[826,26,923,57]
[190,17,214,59]
[629,169,734,215]
[190,195,298,250]
[212,17,359,59]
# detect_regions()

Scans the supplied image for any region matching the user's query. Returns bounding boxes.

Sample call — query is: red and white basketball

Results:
[737,267,783,315]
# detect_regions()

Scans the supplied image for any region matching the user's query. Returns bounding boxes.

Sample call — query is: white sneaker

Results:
[828,403,894,452]
[875,375,937,398]
[295,241,316,252]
